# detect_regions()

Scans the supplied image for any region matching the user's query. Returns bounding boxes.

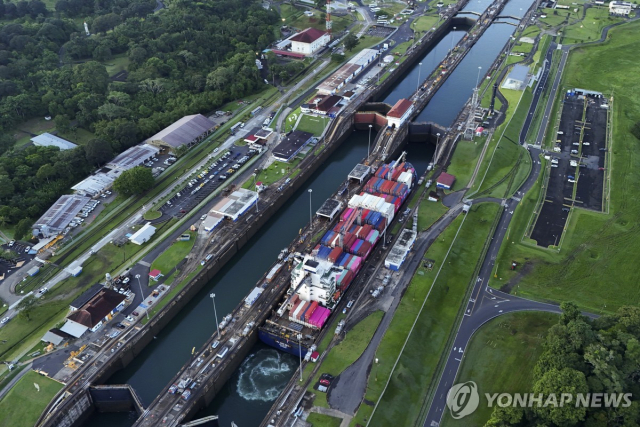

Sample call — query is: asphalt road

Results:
[423,38,573,427]
[519,40,554,144]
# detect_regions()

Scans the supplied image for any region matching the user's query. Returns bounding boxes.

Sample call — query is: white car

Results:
[200,214,207,220]
[205,254,213,261]
[1,317,10,324]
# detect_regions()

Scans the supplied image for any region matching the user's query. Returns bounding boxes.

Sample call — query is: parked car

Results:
[132,311,139,317]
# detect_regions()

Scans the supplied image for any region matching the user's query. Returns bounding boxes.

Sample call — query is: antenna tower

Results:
[326,0,332,36]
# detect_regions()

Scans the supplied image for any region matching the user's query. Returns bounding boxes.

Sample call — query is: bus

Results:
[377,19,388,24]
[230,122,242,135]
[250,106,263,116]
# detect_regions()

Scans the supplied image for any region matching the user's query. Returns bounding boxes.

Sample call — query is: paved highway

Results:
[424,38,574,427]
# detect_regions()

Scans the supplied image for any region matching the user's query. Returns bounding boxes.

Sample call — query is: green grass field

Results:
[150,231,196,274]
[412,15,440,33]
[307,413,342,427]
[440,312,558,426]
[296,114,329,136]
[0,370,64,427]
[561,7,622,44]
[491,21,640,314]
[309,311,384,408]
[143,210,162,220]
[353,202,501,426]
[103,54,130,77]
[417,199,448,231]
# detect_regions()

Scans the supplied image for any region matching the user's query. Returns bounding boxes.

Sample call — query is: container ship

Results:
[258,155,416,357]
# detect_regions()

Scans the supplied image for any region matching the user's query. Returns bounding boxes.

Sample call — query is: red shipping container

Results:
[290,294,300,308]
[339,270,355,290]
[328,246,343,262]
[360,241,372,257]
[392,168,402,181]
[376,217,387,232]
[305,301,318,321]
[297,302,309,320]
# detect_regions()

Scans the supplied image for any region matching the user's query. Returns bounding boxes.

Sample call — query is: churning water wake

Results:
[236,349,297,402]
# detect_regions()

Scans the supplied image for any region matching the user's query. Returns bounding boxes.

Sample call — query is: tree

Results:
[14,218,33,240]
[54,114,71,134]
[17,295,37,321]
[631,121,640,141]
[113,166,154,196]
[36,164,56,183]
[532,367,588,426]
[85,138,113,166]
[344,33,360,51]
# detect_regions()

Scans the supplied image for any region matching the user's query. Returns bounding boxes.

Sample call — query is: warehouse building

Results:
[210,188,258,221]
[385,229,417,271]
[203,213,224,232]
[609,0,633,15]
[108,144,159,172]
[272,130,315,162]
[146,114,216,150]
[31,133,77,150]
[290,28,331,56]
[129,223,156,245]
[502,64,529,90]
[317,49,379,95]
[33,194,91,237]
[71,173,116,197]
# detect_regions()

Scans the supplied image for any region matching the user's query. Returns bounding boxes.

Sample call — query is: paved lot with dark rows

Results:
[531,92,608,247]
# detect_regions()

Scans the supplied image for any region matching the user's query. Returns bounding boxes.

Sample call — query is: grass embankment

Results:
[491,20,640,314]
[0,370,64,427]
[440,312,558,427]
[446,137,487,191]
[143,210,162,220]
[309,311,384,408]
[412,15,440,33]
[150,231,196,274]
[307,413,342,427]
[416,199,448,232]
[352,202,501,426]
[472,88,533,199]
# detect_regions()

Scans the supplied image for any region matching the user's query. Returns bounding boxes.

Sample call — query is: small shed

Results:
[475,126,484,137]
[28,266,40,276]
[149,269,162,281]
[436,172,456,190]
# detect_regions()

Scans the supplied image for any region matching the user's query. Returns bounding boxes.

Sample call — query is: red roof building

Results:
[387,99,414,128]
[244,135,258,143]
[437,172,456,190]
[290,28,330,56]
[149,269,162,280]
[290,28,328,43]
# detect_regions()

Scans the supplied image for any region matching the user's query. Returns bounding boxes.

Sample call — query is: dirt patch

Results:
[499,260,535,293]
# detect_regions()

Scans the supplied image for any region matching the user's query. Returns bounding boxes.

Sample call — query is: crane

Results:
[338,206,362,247]
[386,151,407,180]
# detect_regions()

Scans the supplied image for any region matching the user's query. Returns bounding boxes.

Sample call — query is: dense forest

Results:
[0,0,281,238]
[486,303,640,426]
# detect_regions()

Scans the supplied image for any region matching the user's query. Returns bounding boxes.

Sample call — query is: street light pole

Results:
[135,274,149,321]
[298,333,303,381]
[416,62,423,92]
[368,124,373,158]
[210,293,220,339]
[308,189,313,226]
[450,27,456,52]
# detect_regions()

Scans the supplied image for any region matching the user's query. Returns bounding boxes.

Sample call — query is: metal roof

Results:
[272,130,314,162]
[347,48,378,67]
[146,114,215,148]
[108,144,159,171]
[317,198,343,219]
[70,283,104,310]
[507,64,529,83]
[317,63,361,94]
[60,321,89,338]
[72,173,115,195]
[290,28,328,44]
[387,99,413,118]
[348,164,371,182]
[31,133,77,150]
[34,194,91,232]
[129,223,156,245]
[211,188,258,221]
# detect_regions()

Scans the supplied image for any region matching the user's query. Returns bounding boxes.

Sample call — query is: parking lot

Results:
[0,240,37,280]
[159,146,258,218]
[367,25,396,38]
[530,91,609,247]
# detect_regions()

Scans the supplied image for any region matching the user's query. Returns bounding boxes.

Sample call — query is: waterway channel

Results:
[89,0,535,422]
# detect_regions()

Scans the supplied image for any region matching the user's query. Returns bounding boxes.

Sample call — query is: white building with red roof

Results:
[290,28,330,56]
[387,99,414,128]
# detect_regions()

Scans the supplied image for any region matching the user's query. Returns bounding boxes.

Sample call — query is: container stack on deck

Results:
[286,162,415,329]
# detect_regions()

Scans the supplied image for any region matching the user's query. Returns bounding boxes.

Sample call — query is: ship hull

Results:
[258,329,312,358]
